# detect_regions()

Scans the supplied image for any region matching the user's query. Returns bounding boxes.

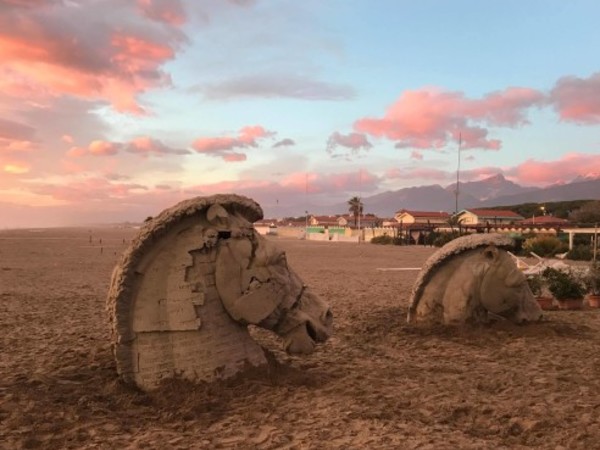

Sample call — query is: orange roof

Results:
[519,215,569,225]
[464,209,523,218]
[312,215,343,221]
[397,210,450,218]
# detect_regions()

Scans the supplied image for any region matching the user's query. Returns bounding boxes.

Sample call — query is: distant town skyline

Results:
[1,1,600,227]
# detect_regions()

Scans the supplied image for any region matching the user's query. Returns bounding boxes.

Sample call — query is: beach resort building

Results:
[394,210,450,225]
[518,215,570,227]
[454,209,524,226]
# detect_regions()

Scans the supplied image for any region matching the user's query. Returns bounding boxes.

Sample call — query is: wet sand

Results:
[1,227,599,449]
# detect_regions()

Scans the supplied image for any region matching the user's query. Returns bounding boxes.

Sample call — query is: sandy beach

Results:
[1,227,599,449]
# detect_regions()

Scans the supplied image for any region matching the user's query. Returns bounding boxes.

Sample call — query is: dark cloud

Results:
[0,117,36,141]
[273,138,295,148]
[326,131,372,159]
[199,74,356,101]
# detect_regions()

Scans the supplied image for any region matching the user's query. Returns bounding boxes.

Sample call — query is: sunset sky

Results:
[2,0,600,227]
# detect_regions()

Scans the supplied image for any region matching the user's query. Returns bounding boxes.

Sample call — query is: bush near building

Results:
[370,235,403,245]
[566,245,593,261]
[522,235,568,257]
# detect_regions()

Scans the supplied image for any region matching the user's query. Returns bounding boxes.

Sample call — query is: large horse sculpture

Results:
[107,194,333,390]
[407,233,543,325]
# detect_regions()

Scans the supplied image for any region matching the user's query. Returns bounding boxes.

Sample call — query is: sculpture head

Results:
[215,223,333,354]
[107,194,332,389]
[408,233,542,325]
[478,245,543,323]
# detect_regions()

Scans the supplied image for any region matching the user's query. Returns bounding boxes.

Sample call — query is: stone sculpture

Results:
[407,233,543,325]
[107,194,332,390]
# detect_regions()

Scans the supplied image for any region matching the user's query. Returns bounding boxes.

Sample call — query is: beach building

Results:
[454,209,524,226]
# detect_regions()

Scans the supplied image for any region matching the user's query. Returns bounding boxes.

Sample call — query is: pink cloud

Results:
[382,153,600,187]
[410,150,423,160]
[0,1,185,113]
[279,172,317,193]
[239,125,274,142]
[354,87,543,150]
[550,73,600,124]
[0,1,57,9]
[0,120,37,175]
[89,140,121,156]
[509,152,600,184]
[124,137,190,156]
[60,159,86,175]
[3,161,30,175]
[137,0,186,25]
[186,169,379,203]
[191,125,274,162]
[385,167,449,181]
[31,178,149,202]
[280,170,378,195]
[223,153,247,162]
[185,179,274,196]
[0,139,36,153]
[0,117,36,141]
[461,167,508,181]
[465,87,545,126]
[384,165,510,184]
[67,137,187,158]
[326,132,372,158]
[66,146,87,157]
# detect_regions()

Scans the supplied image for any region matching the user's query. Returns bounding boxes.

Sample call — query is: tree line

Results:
[488,200,600,225]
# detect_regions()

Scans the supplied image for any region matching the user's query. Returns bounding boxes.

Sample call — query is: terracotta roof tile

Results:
[464,209,523,218]
[397,210,451,218]
[519,215,570,225]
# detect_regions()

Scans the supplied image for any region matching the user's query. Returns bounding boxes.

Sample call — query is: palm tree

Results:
[446,215,464,234]
[348,196,364,227]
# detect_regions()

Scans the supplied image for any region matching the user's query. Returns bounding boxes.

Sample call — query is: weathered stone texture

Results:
[107,194,332,390]
[407,233,542,325]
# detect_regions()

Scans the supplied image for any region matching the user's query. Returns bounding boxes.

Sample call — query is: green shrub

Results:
[522,235,567,257]
[586,261,600,295]
[512,235,526,253]
[526,274,544,296]
[566,245,593,261]
[371,235,394,245]
[424,232,439,246]
[433,232,461,247]
[542,267,586,300]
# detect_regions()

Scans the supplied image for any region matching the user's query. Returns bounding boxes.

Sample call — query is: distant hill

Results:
[479,178,600,208]
[447,174,536,202]
[356,174,600,217]
[339,184,479,217]
[485,200,593,219]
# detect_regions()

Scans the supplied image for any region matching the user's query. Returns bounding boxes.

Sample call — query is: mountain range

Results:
[328,174,600,218]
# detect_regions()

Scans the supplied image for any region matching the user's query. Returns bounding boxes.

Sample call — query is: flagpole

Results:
[455,133,461,214]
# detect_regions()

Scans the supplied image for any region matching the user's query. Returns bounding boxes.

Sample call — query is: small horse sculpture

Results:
[107,194,332,390]
[407,233,542,325]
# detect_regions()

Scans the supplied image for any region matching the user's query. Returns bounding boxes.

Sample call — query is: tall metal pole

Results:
[455,132,461,214]
[357,169,362,233]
